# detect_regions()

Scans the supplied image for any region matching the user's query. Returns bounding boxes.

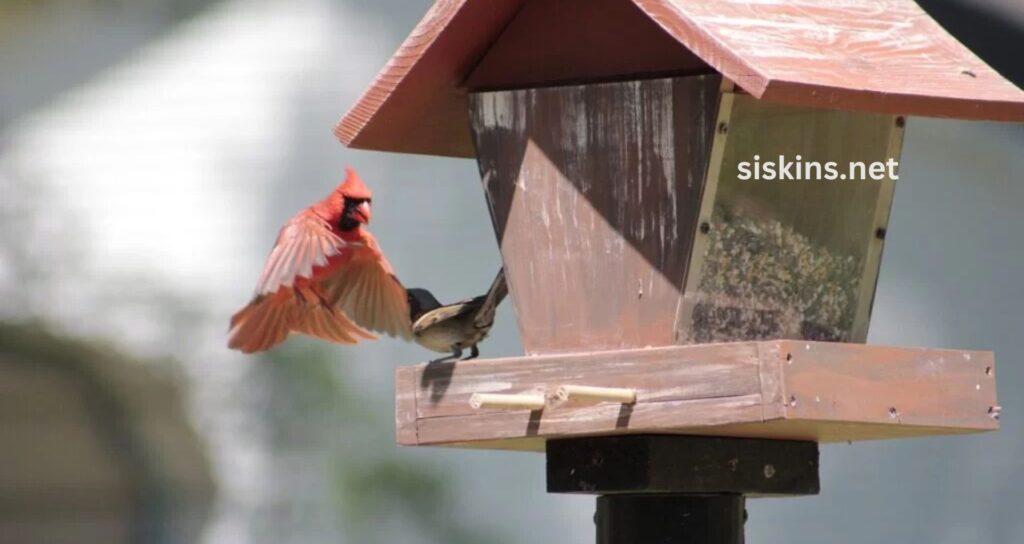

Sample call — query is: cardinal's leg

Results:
[462,345,480,361]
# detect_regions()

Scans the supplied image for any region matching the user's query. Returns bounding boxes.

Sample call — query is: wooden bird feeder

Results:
[339,0,1019,541]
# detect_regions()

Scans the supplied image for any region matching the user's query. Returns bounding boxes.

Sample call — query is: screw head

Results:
[988,406,1002,420]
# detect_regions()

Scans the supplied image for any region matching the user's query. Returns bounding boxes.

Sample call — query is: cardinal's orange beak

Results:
[354,201,372,224]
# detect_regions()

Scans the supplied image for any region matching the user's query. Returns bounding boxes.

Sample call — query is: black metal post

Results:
[546,435,819,544]
[597,494,745,544]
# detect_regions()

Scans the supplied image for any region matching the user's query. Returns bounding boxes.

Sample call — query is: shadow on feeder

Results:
[419,361,456,405]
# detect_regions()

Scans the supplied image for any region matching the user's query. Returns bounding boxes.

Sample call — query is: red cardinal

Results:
[228,167,411,353]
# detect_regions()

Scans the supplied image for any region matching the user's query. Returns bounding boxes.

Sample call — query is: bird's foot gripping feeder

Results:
[340,0,1017,541]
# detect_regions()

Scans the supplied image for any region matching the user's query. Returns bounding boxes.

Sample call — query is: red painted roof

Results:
[338,0,1024,158]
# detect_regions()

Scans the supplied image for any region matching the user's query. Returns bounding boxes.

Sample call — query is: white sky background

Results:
[2,0,1023,542]
[4,0,345,310]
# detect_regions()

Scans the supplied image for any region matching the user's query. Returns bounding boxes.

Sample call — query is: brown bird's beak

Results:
[354,201,372,224]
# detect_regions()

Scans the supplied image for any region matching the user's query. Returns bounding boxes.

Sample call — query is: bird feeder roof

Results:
[336,0,1024,158]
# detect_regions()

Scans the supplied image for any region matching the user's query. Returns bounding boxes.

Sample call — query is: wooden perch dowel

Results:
[555,385,637,405]
[469,393,546,411]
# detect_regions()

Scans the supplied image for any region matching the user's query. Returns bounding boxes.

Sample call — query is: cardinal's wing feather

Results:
[321,234,412,340]
[254,214,347,297]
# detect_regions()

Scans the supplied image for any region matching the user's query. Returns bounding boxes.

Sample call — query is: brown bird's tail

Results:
[473,267,508,329]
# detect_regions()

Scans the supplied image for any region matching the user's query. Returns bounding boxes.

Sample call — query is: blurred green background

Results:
[1,0,1022,543]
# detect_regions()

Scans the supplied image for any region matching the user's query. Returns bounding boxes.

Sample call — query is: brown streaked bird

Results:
[228,167,411,353]
[406,268,508,362]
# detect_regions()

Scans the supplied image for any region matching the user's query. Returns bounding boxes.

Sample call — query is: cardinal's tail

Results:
[228,290,374,354]
[228,291,299,354]
[292,301,376,344]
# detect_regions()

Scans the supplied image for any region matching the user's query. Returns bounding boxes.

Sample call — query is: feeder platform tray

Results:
[396,340,998,451]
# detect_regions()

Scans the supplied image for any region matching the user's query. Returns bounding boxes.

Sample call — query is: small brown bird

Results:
[406,268,508,362]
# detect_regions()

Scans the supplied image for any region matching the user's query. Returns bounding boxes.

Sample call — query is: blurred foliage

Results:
[0,318,165,368]
[253,341,503,544]
[0,320,214,544]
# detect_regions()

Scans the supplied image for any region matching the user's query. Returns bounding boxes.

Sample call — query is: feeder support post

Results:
[547,435,819,543]
[597,494,746,544]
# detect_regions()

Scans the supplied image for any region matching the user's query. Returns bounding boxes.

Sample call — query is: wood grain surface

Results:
[466,0,710,90]
[636,0,1024,120]
[338,0,1024,157]
[416,343,761,419]
[777,340,998,430]
[470,76,720,354]
[395,365,419,445]
[394,341,999,450]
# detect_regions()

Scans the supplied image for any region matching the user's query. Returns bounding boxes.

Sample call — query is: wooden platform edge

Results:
[394,341,999,451]
[395,366,419,446]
